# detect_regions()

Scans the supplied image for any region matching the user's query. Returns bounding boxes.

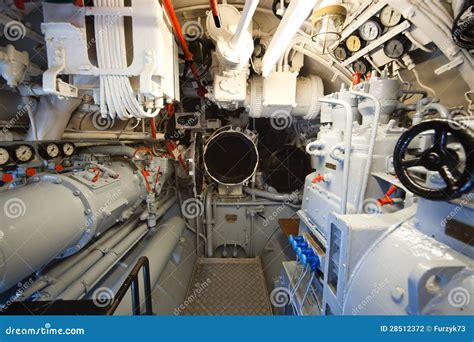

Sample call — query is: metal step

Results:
[181,258,273,315]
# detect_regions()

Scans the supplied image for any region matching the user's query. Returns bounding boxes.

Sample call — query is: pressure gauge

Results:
[352,59,370,74]
[0,147,10,166]
[62,142,76,157]
[359,20,382,41]
[379,5,402,28]
[333,45,349,61]
[346,34,362,53]
[14,144,35,163]
[384,37,407,59]
[46,142,61,159]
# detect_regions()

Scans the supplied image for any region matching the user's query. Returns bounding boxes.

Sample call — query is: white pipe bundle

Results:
[94,0,160,120]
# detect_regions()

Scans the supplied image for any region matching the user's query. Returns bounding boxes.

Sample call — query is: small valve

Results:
[377,184,398,206]
[312,173,325,183]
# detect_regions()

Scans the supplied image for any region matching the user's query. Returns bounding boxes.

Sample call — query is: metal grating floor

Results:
[181,258,273,315]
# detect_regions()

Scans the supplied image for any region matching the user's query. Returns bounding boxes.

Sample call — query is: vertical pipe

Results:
[348,91,381,213]
[261,0,318,77]
[209,0,221,28]
[231,0,259,47]
[318,98,353,214]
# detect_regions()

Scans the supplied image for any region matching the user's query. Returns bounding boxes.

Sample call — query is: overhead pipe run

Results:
[261,0,319,77]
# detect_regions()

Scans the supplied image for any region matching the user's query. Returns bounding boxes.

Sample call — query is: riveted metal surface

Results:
[182,258,272,315]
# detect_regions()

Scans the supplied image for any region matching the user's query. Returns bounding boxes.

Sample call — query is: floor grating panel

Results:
[181,258,273,315]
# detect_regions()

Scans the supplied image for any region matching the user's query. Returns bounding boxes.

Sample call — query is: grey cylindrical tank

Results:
[0,161,146,293]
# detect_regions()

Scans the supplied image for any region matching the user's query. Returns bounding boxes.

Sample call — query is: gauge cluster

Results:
[333,5,409,75]
[0,142,77,167]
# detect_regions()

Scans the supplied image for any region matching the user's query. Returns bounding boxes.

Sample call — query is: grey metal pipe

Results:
[59,224,149,299]
[80,145,137,159]
[38,193,177,300]
[37,217,142,300]
[349,90,382,214]
[243,187,302,203]
[105,216,186,314]
[205,186,215,257]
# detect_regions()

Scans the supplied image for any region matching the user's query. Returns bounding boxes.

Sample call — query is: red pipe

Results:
[162,0,207,97]
[150,117,157,140]
[210,0,221,28]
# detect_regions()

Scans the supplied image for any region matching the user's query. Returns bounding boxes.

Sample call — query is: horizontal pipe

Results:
[59,224,150,300]
[105,216,186,314]
[243,187,302,203]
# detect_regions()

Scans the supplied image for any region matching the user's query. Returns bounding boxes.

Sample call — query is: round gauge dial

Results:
[62,142,76,157]
[359,20,382,41]
[384,37,407,59]
[352,59,369,74]
[333,45,349,61]
[0,147,10,166]
[380,5,402,28]
[346,34,362,53]
[46,143,61,159]
[14,144,35,163]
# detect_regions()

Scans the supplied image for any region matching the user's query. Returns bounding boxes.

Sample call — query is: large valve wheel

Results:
[393,119,474,200]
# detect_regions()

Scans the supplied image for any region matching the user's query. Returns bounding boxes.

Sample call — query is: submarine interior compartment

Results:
[0,0,472,316]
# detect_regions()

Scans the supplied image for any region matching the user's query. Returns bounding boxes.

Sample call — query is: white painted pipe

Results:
[261,0,319,77]
[231,0,259,47]
[25,95,81,141]
[318,97,353,214]
[349,90,381,214]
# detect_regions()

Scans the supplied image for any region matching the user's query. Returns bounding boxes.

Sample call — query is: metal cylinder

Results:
[0,161,146,293]
[203,128,258,186]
